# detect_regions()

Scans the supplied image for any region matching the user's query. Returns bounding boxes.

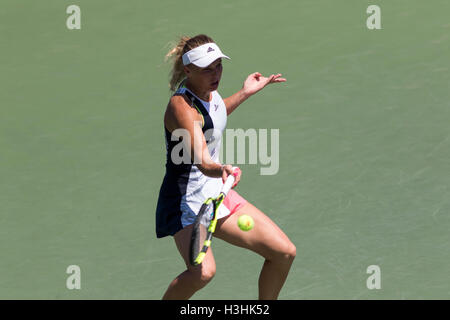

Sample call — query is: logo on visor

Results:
[207,47,215,53]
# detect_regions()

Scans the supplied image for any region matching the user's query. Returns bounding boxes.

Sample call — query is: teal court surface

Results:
[1,0,449,299]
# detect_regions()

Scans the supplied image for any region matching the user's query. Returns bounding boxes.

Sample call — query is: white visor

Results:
[182,42,231,68]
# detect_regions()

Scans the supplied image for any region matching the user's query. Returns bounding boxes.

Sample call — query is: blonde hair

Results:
[165,34,215,92]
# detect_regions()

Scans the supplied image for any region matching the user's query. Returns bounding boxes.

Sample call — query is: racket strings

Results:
[192,226,206,257]
[190,201,215,264]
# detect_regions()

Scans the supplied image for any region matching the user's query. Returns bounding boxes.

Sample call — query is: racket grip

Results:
[222,167,238,195]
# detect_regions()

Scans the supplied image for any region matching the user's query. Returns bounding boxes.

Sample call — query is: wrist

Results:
[220,164,227,176]
[239,88,252,101]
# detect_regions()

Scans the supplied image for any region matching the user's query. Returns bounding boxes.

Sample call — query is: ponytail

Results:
[165,35,190,92]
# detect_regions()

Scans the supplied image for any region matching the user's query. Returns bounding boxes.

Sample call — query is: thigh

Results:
[173,224,216,272]
[215,202,294,259]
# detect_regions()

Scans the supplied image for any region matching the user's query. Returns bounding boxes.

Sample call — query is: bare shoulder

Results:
[164,94,200,132]
[168,94,193,111]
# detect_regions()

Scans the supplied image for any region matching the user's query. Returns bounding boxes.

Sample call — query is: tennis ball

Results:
[237,215,254,231]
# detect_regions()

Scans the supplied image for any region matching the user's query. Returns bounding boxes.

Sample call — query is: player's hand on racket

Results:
[222,165,241,188]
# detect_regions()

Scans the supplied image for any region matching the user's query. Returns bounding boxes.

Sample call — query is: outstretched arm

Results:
[223,72,286,115]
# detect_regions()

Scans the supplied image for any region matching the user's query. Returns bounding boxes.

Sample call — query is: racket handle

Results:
[222,167,238,195]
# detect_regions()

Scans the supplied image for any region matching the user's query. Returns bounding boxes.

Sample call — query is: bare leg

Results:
[215,202,296,300]
[162,224,216,300]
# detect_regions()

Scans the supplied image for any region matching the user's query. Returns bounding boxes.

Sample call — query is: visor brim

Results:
[191,53,231,68]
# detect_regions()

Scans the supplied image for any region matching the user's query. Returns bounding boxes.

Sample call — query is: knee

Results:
[284,243,297,261]
[200,266,216,284]
[267,241,296,263]
[190,265,216,290]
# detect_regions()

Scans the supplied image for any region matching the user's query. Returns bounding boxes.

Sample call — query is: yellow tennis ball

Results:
[237,215,254,231]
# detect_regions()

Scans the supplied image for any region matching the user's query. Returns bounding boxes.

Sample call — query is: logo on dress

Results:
[214,104,219,111]
[207,47,215,53]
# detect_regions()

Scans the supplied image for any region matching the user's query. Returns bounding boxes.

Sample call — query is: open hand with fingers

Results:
[242,72,286,97]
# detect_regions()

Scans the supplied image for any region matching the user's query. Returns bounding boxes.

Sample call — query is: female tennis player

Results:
[156,34,296,300]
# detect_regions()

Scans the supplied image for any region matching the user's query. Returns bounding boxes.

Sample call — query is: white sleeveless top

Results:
[164,80,231,225]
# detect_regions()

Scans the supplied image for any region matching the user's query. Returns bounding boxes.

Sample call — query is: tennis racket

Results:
[189,170,237,266]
